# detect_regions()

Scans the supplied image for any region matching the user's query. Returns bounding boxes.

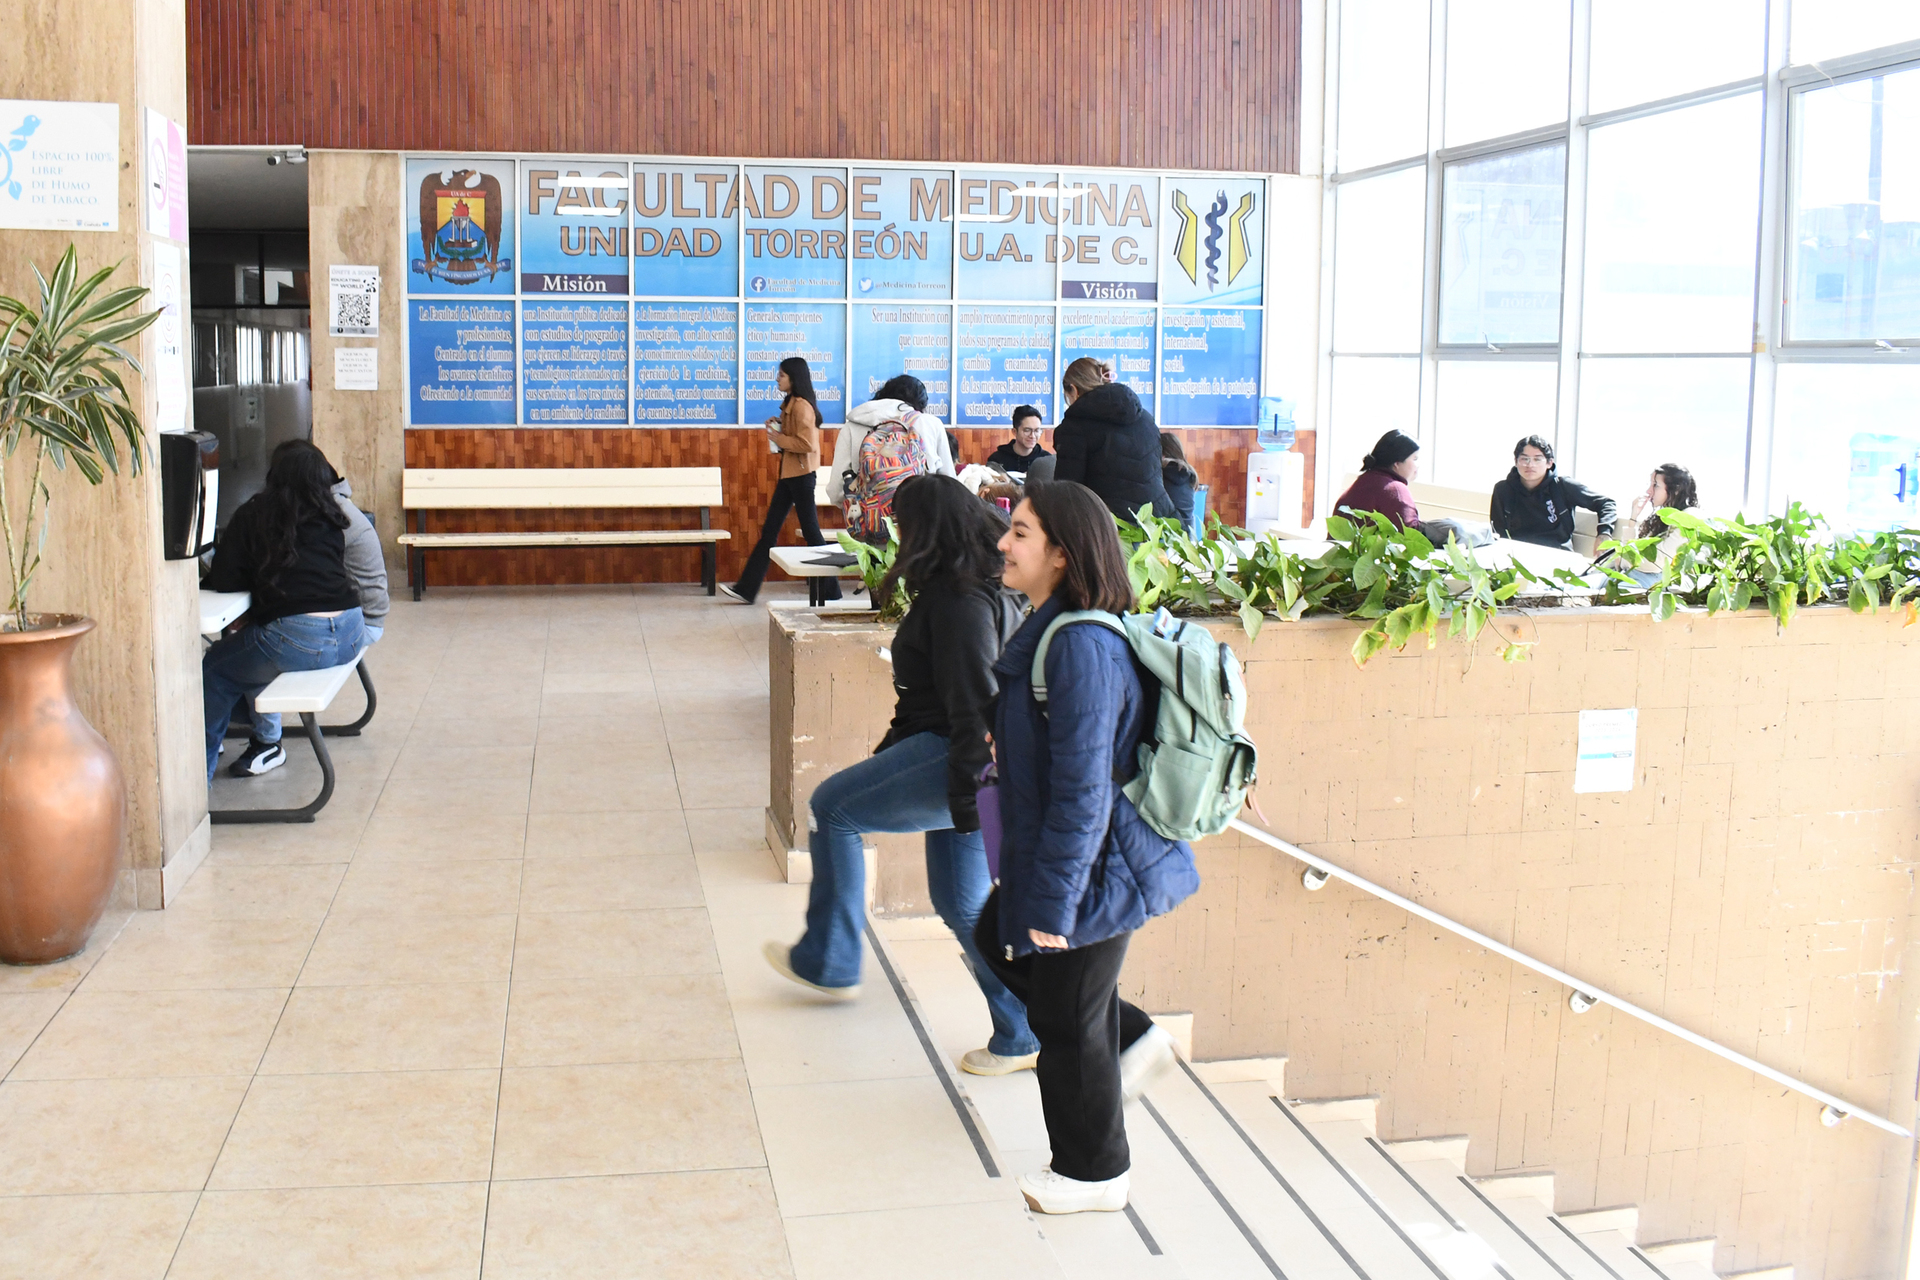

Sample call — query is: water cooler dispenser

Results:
[1245,397,1304,534]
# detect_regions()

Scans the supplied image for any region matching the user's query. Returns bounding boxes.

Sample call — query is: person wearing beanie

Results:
[1330,430,1422,530]
[1489,435,1617,551]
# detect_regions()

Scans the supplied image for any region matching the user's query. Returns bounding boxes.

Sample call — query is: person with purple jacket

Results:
[1330,429,1422,529]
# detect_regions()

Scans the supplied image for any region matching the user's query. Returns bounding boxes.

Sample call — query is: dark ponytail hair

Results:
[1021,481,1136,614]
[256,440,348,587]
[1642,464,1699,538]
[1361,429,1419,475]
[779,356,820,421]
[878,474,1006,602]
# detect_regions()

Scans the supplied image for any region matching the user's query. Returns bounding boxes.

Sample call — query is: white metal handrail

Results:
[1226,818,1914,1139]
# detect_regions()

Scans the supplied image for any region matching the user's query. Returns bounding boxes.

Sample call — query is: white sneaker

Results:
[1120,1023,1178,1102]
[959,1047,1039,1076]
[717,583,750,604]
[762,941,859,1001]
[1018,1165,1129,1214]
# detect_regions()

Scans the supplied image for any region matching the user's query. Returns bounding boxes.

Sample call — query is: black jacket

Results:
[876,577,1024,832]
[1162,463,1198,532]
[1489,469,1617,550]
[204,496,361,625]
[986,440,1050,476]
[1053,384,1178,521]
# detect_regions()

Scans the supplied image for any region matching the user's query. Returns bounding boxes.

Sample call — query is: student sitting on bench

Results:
[202,441,367,782]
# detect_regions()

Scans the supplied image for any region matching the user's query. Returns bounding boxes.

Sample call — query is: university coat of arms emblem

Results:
[412,169,512,285]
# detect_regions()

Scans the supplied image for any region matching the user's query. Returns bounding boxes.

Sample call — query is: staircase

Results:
[878,919,1782,1280]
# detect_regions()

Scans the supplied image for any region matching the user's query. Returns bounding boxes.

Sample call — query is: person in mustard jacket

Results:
[722,356,842,604]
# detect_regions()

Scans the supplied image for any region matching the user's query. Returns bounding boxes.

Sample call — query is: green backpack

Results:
[1031,609,1258,842]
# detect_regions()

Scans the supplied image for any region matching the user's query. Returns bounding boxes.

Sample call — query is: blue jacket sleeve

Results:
[1023,629,1124,938]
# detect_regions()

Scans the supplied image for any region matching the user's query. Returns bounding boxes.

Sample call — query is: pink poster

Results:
[144,108,186,241]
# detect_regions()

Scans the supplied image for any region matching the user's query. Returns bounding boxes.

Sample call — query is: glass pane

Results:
[1439,144,1566,346]
[1791,3,1920,66]
[1333,167,1429,353]
[1445,0,1572,146]
[1575,359,1751,521]
[1430,360,1559,489]
[1332,357,1422,482]
[1589,0,1767,114]
[1772,362,1920,529]
[1788,65,1920,342]
[1583,94,1762,353]
[1338,0,1432,172]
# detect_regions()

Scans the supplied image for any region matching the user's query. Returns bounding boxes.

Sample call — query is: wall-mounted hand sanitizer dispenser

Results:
[160,431,220,560]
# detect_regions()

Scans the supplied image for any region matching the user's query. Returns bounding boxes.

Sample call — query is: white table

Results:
[200,590,250,637]
[770,546,862,607]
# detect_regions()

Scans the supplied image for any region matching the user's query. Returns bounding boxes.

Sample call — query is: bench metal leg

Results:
[209,712,336,825]
[702,543,717,595]
[411,546,426,602]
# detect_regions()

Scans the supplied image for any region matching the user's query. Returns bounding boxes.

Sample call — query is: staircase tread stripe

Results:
[1452,1176,1579,1280]
[1627,1248,1677,1280]
[1260,1091,1452,1280]
[1123,1204,1165,1256]
[863,921,998,1179]
[1172,1062,1378,1279]
[1548,1216,1630,1280]
[1359,1138,1520,1280]
[1140,1094,1291,1280]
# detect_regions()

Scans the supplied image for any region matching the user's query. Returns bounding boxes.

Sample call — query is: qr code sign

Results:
[329,266,380,337]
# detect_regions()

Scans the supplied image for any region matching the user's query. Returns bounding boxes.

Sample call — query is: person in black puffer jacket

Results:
[764,475,1039,1073]
[1489,434,1618,551]
[1053,357,1179,522]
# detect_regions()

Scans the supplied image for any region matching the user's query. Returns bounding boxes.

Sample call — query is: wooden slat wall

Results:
[188,0,1301,173]
[402,426,1315,587]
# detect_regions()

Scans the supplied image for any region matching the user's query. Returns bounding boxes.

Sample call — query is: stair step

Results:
[1474,1174,1556,1208]
[1380,1135,1470,1168]
[1287,1095,1381,1132]
[1442,1178,1642,1280]
[1561,1207,1640,1237]
[1394,1158,1625,1280]
[1190,1057,1289,1090]
[1141,1067,1418,1278]
[1642,1239,1714,1267]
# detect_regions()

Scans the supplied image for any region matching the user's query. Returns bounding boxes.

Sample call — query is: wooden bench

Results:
[396,467,731,599]
[211,652,375,825]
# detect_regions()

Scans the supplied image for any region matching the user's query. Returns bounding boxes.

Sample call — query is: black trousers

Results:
[735,471,841,602]
[976,888,1153,1182]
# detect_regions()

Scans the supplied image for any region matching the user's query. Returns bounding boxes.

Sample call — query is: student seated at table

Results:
[1489,435,1617,552]
[229,451,390,775]
[201,441,367,783]
[1159,432,1200,534]
[1330,430,1422,529]
[986,405,1051,480]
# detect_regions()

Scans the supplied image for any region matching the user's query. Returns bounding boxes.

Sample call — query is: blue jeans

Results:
[793,730,1039,1056]
[203,610,366,781]
[249,623,380,743]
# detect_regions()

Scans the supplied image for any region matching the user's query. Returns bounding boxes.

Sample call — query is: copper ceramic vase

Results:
[0,616,123,964]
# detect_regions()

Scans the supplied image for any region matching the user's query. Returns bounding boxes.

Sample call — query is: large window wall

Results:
[1322,0,1920,530]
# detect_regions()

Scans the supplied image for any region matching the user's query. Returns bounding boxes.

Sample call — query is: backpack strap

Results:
[1030,610,1127,706]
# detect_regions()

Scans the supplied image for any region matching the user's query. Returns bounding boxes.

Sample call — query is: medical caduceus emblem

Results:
[1171,187,1256,291]
[0,113,41,201]
[412,168,512,285]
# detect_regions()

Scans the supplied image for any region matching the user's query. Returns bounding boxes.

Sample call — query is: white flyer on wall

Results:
[0,100,119,231]
[335,347,379,391]
[329,265,380,337]
[1573,708,1638,794]
[151,242,187,431]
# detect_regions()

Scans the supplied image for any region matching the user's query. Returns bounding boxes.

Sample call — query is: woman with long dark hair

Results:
[977,480,1199,1215]
[765,475,1039,1072]
[1159,432,1200,533]
[722,355,840,604]
[201,440,367,781]
[1622,463,1699,585]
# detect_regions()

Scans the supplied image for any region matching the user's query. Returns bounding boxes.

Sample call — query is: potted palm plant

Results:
[0,246,157,964]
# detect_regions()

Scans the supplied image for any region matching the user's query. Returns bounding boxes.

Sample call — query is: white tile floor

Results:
[0,585,1078,1279]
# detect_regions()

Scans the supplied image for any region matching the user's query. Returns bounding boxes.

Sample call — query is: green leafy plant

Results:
[1119,507,1541,666]
[0,247,157,630]
[836,521,910,621]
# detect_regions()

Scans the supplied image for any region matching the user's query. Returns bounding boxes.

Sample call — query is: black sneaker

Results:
[227,739,287,778]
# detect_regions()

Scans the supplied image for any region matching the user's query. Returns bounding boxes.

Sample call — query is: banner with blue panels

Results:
[403,155,1267,428]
